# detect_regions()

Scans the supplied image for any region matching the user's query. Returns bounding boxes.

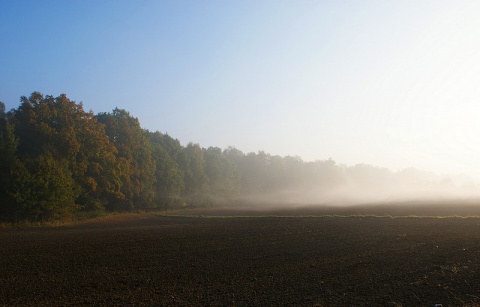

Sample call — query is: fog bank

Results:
[235,162,480,207]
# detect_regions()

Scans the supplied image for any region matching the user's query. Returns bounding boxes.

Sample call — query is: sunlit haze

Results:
[2,0,480,180]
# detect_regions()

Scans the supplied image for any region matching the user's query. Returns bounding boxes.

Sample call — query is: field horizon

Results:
[163,198,480,218]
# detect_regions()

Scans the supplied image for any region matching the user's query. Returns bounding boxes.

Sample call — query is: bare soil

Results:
[2,203,480,306]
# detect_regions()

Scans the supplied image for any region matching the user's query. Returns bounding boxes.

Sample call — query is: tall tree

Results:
[204,146,238,202]
[6,93,123,218]
[7,93,80,218]
[0,102,19,218]
[148,131,184,208]
[96,108,156,210]
[183,143,206,199]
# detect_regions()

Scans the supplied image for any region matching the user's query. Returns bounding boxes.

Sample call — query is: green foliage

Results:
[0,113,19,218]
[148,131,184,208]
[204,146,238,201]
[96,108,156,210]
[3,91,446,222]
[6,154,78,221]
[183,143,206,198]
[1,93,124,220]
[1,91,364,221]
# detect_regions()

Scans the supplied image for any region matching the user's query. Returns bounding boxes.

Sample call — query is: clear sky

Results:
[1,0,480,178]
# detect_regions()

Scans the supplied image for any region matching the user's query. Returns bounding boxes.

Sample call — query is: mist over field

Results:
[2,92,480,222]
[236,165,480,208]
[4,2,480,306]
[2,1,480,220]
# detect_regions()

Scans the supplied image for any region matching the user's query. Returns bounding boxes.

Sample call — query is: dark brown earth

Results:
[2,203,480,306]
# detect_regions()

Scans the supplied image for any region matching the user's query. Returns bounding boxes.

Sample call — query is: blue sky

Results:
[2,0,480,178]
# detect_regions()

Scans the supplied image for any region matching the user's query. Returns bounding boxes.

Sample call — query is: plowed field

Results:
[2,204,480,306]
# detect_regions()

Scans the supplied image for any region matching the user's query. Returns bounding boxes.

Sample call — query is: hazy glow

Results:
[1,1,480,178]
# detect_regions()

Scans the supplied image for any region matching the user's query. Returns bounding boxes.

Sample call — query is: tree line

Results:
[0,92,469,221]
